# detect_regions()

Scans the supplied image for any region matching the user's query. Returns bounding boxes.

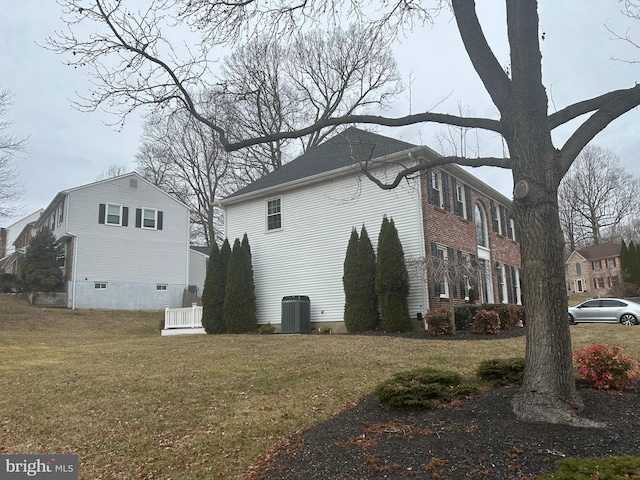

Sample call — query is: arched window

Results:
[475,203,489,248]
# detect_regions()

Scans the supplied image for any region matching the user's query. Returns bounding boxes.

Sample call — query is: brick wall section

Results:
[420,170,521,310]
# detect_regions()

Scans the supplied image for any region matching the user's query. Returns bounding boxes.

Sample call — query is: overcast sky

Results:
[1,1,639,227]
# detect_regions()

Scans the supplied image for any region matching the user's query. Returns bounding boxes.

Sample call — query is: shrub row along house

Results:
[0,173,207,309]
[220,127,522,333]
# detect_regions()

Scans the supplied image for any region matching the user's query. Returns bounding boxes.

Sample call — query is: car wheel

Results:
[619,313,638,326]
[568,313,576,325]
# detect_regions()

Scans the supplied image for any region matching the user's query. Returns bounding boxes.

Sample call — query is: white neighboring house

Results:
[188,246,211,296]
[220,128,429,331]
[35,172,192,309]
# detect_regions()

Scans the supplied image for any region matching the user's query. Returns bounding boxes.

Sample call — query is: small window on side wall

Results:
[266,198,282,231]
[135,208,163,230]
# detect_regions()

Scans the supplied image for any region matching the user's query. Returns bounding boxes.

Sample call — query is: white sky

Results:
[1,1,639,227]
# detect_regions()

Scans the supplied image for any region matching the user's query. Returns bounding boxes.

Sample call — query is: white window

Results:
[460,252,472,300]
[143,209,157,229]
[106,204,122,226]
[475,203,489,248]
[94,282,107,290]
[431,171,444,208]
[606,258,616,268]
[575,263,581,275]
[435,245,449,298]
[156,284,167,291]
[497,263,508,304]
[514,268,522,305]
[595,277,604,289]
[593,260,602,270]
[266,198,282,231]
[456,184,467,218]
[493,203,503,235]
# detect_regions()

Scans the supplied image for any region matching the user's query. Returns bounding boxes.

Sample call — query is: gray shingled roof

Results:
[223,127,416,201]
[576,242,621,260]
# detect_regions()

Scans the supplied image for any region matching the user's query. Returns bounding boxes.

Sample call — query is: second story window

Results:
[475,203,489,248]
[575,262,581,275]
[266,198,282,231]
[107,204,122,225]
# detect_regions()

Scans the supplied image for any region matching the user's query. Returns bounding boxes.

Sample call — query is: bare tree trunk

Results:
[510,166,585,423]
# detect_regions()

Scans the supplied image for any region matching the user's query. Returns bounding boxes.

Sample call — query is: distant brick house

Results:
[220,127,522,332]
[565,242,621,295]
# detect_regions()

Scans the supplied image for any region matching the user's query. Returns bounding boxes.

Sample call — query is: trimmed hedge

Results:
[454,303,525,331]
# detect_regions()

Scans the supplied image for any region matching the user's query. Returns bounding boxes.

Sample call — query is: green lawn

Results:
[1,294,639,479]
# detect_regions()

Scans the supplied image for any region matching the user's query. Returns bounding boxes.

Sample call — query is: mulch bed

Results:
[244,330,639,479]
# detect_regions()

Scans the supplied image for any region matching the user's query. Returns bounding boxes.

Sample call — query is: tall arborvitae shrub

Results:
[355,225,379,331]
[20,229,63,292]
[342,228,360,332]
[627,241,640,286]
[201,242,220,333]
[375,216,412,332]
[224,236,257,333]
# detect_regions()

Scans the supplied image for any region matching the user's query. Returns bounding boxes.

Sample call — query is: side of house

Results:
[565,242,621,296]
[422,165,522,309]
[221,127,523,332]
[36,173,191,309]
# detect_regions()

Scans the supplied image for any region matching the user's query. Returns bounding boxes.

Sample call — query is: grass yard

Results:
[2,294,640,479]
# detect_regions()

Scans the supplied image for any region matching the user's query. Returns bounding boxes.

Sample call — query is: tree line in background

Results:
[201,234,257,334]
[343,216,412,333]
[620,240,640,295]
[559,145,640,252]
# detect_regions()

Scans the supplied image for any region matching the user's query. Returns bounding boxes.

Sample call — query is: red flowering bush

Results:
[573,344,640,390]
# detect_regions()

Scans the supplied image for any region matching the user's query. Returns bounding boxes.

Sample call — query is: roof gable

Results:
[224,127,416,201]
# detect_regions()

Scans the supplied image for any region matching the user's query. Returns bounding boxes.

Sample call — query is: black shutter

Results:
[500,205,507,236]
[511,267,518,303]
[98,204,106,224]
[506,266,514,303]
[442,172,451,211]
[157,211,163,230]
[122,207,129,227]
[490,200,498,232]
[465,185,473,220]
[452,178,462,216]
[497,263,504,303]
[135,209,142,228]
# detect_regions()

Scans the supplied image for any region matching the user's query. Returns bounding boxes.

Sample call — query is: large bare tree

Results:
[220,24,402,181]
[48,1,640,425]
[0,90,26,220]
[559,145,640,250]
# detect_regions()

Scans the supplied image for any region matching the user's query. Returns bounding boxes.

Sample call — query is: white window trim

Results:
[266,197,283,232]
[106,203,123,226]
[142,208,158,230]
[456,184,467,218]
[498,263,508,304]
[431,171,444,209]
[494,204,503,235]
[435,244,449,298]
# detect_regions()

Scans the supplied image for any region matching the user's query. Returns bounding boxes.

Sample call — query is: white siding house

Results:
[220,128,430,331]
[35,173,191,309]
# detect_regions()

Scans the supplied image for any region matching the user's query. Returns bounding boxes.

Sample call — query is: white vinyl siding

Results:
[224,166,428,326]
[60,174,190,308]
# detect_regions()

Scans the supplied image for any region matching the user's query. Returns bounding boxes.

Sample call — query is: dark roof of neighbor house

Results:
[190,246,212,256]
[223,127,416,201]
[576,242,621,260]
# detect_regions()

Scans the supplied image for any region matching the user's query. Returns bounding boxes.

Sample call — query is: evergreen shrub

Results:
[537,456,640,480]
[375,368,478,410]
[476,357,525,385]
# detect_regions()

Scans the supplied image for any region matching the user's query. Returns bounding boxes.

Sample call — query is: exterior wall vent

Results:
[130,178,138,188]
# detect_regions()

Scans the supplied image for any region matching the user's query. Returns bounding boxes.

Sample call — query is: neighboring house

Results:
[0,220,39,275]
[189,246,211,296]
[0,209,44,271]
[219,127,522,332]
[565,242,621,295]
[32,172,192,309]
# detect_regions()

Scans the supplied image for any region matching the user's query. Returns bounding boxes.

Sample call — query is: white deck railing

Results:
[164,303,203,329]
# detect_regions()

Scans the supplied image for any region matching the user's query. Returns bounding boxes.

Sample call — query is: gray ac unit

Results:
[281,295,310,333]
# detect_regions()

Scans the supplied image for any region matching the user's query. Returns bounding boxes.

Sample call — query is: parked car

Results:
[568,298,640,325]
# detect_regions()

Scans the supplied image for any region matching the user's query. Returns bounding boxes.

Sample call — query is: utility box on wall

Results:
[281,295,310,333]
